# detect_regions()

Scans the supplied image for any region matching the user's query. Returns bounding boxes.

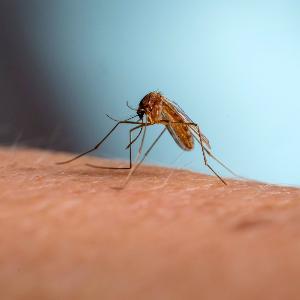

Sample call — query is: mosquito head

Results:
[137,91,163,122]
[137,107,145,120]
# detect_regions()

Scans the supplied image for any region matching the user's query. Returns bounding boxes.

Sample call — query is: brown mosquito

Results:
[57,91,238,186]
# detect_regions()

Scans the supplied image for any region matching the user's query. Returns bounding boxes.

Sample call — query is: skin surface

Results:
[1,147,300,300]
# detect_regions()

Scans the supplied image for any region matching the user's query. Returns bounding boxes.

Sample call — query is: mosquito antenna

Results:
[126,114,139,120]
[126,101,137,111]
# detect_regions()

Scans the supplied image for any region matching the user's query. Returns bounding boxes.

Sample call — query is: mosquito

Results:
[57,91,238,187]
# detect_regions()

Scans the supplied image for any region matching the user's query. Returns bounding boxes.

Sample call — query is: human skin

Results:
[0,147,300,300]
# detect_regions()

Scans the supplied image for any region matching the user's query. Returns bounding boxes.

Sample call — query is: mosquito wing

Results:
[161,97,211,150]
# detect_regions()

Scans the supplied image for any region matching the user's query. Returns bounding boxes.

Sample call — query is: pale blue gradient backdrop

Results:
[2,1,300,186]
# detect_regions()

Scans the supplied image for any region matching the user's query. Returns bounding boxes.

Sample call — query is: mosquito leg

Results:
[138,119,147,154]
[56,120,147,165]
[159,119,228,184]
[86,124,144,170]
[118,127,167,189]
[194,125,227,185]
[125,120,147,170]
[125,127,143,149]
[159,120,211,149]
[188,125,239,178]
[203,147,240,178]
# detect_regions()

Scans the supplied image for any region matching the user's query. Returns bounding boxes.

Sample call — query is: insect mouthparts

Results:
[137,109,145,120]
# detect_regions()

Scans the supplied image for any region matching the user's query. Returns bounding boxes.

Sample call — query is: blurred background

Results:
[0,0,299,186]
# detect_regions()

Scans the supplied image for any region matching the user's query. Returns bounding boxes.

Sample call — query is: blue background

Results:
[1,1,299,186]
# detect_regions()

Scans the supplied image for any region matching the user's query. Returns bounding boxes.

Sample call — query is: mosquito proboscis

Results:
[57,91,238,187]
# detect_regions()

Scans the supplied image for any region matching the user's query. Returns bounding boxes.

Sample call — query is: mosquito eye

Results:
[137,110,144,119]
